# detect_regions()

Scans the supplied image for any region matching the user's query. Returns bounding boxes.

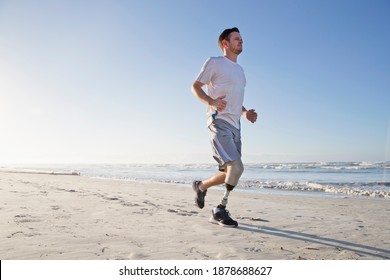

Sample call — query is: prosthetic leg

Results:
[211,159,244,228]
[219,159,244,208]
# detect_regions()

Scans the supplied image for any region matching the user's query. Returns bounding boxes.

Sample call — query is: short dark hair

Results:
[218,27,240,50]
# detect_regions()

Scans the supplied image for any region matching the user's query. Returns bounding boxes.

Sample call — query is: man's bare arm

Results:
[192,80,226,111]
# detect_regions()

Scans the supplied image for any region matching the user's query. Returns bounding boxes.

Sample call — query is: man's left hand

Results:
[244,109,258,123]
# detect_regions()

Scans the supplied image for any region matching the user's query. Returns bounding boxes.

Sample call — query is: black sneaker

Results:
[209,208,238,228]
[192,180,207,209]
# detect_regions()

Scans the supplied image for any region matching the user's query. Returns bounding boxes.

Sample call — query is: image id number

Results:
[212,266,272,276]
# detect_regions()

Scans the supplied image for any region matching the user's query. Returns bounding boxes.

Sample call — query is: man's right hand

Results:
[210,96,227,112]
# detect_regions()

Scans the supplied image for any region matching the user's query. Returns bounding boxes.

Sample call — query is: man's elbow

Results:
[192,81,203,93]
[191,81,199,94]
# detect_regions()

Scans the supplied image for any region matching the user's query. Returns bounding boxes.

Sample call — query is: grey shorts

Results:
[209,119,242,171]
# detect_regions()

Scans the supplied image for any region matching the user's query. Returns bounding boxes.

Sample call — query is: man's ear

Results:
[222,39,229,49]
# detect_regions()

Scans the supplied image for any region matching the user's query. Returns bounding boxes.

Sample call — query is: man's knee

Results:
[225,159,244,186]
[229,159,244,177]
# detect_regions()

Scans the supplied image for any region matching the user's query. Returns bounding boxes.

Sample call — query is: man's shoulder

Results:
[203,56,226,68]
[207,56,225,62]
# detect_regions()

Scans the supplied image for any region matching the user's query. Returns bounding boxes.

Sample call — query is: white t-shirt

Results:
[196,56,246,129]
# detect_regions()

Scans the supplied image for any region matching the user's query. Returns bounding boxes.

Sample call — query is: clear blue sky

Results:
[0,0,389,164]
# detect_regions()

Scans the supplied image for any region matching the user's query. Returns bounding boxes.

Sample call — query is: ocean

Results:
[2,161,389,199]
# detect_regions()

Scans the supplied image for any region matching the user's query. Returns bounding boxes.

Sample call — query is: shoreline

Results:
[0,168,80,176]
[1,171,389,260]
[2,167,388,201]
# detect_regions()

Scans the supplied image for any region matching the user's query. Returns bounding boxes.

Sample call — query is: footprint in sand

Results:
[14,214,41,224]
[167,209,198,216]
[6,231,34,238]
[245,247,262,253]
[51,205,60,210]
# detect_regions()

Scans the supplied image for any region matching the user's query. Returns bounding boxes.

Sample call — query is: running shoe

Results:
[192,180,207,209]
[209,208,238,228]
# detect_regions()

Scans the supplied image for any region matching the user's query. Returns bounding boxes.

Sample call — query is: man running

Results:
[191,27,258,227]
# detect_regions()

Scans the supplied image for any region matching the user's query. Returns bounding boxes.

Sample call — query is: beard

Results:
[233,46,243,55]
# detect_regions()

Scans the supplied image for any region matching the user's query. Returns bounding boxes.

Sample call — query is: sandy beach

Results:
[0,171,389,260]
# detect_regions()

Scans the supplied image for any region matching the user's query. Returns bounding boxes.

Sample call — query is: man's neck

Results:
[224,52,238,63]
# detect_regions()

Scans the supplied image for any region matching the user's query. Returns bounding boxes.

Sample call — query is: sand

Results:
[0,171,389,260]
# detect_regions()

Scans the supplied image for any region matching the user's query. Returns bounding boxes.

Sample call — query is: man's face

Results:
[225,31,243,55]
